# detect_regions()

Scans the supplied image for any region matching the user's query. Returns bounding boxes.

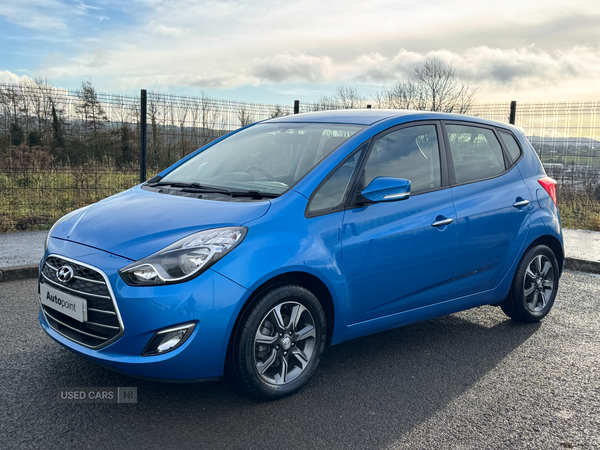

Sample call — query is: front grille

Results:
[40,256,123,349]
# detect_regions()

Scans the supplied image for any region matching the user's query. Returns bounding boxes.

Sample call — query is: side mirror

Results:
[358,177,411,203]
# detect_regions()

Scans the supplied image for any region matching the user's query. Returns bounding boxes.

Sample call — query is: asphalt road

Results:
[1,271,599,450]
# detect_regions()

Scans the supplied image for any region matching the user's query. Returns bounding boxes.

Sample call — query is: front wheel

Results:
[501,245,559,322]
[231,285,327,399]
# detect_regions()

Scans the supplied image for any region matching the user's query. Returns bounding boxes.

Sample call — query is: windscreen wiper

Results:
[232,190,280,199]
[148,181,231,194]
[147,181,279,199]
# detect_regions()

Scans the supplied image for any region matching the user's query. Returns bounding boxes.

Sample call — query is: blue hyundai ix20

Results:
[39,109,563,398]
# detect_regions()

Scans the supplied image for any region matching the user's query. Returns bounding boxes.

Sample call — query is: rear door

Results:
[444,122,531,298]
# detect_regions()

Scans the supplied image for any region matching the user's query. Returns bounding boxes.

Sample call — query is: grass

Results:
[541,154,600,167]
[0,168,142,232]
[2,168,600,233]
[558,185,600,231]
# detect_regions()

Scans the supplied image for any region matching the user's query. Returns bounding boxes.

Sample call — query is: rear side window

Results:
[363,125,442,194]
[446,124,505,184]
[498,130,522,162]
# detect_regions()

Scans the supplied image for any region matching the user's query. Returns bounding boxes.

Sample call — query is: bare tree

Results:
[375,59,477,113]
[195,90,223,146]
[315,85,365,111]
[238,108,254,127]
[76,81,107,135]
[414,59,477,113]
[372,80,427,110]
[269,105,288,118]
[0,78,65,150]
[175,98,190,159]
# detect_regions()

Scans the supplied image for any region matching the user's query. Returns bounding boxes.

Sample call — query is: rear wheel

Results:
[501,245,559,322]
[231,285,326,399]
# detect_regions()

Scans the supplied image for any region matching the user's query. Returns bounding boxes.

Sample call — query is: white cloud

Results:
[352,46,600,86]
[0,0,69,30]
[77,2,102,11]
[0,70,32,84]
[251,52,336,83]
[4,0,600,101]
[154,24,183,37]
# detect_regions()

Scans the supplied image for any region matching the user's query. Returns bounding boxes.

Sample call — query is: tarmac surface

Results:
[1,270,599,449]
[0,230,47,269]
[1,225,599,449]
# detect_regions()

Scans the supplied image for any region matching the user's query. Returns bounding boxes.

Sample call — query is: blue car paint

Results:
[342,188,457,324]
[38,109,564,381]
[359,177,411,202]
[52,187,271,261]
[450,166,531,298]
[40,238,250,379]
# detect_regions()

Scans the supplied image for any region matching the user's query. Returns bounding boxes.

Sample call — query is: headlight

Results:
[119,227,247,286]
[44,205,92,253]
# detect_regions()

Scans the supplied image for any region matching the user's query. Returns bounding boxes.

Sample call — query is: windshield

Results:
[158,123,364,196]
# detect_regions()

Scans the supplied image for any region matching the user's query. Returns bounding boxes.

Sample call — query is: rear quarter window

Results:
[498,130,522,163]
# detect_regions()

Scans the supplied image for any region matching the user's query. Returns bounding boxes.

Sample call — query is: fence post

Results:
[293,100,299,114]
[140,89,147,183]
[509,101,517,125]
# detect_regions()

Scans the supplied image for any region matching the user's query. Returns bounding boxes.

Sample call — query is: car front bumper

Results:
[38,238,249,380]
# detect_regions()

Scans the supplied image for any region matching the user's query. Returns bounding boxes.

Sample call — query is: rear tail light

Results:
[538,177,557,206]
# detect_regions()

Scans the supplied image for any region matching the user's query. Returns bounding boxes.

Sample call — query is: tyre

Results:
[501,245,559,322]
[231,285,327,399]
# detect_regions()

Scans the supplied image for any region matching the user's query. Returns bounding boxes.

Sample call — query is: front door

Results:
[342,123,457,325]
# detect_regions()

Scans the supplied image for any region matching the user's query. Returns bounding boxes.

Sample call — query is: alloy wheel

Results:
[523,254,555,313]
[253,301,316,385]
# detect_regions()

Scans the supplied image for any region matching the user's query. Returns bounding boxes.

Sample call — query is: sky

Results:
[1,0,599,105]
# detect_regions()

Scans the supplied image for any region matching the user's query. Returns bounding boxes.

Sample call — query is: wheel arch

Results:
[225,271,336,373]
[524,234,565,275]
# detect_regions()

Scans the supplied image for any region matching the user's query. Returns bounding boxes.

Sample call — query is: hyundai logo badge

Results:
[57,266,75,283]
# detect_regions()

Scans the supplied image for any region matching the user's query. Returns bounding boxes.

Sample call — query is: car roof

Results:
[264,108,517,131]
[265,109,416,125]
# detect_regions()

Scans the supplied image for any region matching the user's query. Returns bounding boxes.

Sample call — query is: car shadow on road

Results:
[3,304,543,449]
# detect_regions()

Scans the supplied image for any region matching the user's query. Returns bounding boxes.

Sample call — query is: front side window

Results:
[446,124,506,184]
[362,124,441,194]
[308,143,366,214]
[161,123,363,195]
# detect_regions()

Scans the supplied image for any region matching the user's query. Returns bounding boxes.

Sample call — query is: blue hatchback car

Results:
[39,109,563,398]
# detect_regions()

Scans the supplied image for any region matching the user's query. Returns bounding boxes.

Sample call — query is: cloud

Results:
[0,70,32,84]
[4,0,600,102]
[352,46,600,89]
[0,0,69,30]
[251,52,336,83]
[77,2,102,11]
[154,24,183,37]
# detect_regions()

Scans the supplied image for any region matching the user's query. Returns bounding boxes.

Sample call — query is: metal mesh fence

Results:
[1,81,599,231]
[471,101,600,186]
[471,101,600,229]
[0,82,292,231]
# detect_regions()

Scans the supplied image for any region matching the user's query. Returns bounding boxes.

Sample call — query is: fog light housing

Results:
[142,323,196,357]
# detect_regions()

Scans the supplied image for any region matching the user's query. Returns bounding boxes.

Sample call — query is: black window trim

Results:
[304,139,372,218]
[305,118,527,219]
[344,120,450,210]
[441,120,519,187]
[496,127,524,165]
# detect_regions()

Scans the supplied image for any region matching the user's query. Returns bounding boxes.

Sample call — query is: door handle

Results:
[431,218,453,227]
[513,200,530,208]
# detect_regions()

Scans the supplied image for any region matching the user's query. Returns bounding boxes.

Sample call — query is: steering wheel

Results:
[244,165,276,182]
